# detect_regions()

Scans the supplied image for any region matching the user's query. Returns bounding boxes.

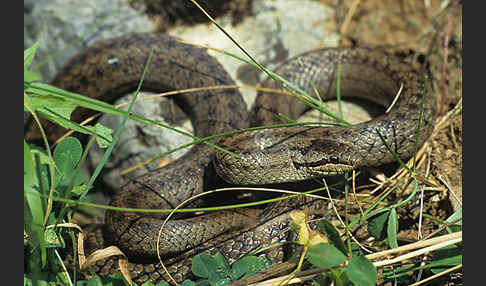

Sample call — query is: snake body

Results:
[41,33,436,283]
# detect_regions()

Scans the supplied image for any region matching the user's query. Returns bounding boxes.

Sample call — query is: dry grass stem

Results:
[365,231,461,260]
[437,173,462,208]
[339,0,361,36]
[385,83,404,114]
[371,235,461,267]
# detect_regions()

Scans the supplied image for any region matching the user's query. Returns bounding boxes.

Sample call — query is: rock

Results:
[24,0,153,131]
[88,94,194,189]
[24,0,153,82]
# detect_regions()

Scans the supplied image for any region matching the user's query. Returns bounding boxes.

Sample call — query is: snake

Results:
[28,33,437,283]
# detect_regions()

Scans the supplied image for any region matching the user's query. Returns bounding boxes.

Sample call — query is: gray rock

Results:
[24,0,153,82]
[88,93,193,189]
[167,0,339,107]
[24,0,153,133]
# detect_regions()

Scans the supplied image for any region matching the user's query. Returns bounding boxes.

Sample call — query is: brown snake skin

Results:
[29,33,436,283]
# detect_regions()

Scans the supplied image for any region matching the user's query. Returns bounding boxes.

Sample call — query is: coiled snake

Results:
[31,33,437,283]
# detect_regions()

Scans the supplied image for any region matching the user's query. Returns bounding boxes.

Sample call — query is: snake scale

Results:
[36,33,437,283]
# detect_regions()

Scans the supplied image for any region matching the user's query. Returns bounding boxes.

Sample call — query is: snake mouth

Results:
[292,160,355,177]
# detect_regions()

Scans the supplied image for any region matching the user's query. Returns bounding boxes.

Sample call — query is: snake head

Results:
[290,139,363,177]
[214,131,365,185]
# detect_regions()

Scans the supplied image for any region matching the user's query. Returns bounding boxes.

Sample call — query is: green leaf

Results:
[44,228,64,248]
[446,208,462,225]
[93,123,113,148]
[213,252,231,273]
[387,208,398,248]
[77,272,136,285]
[367,210,390,241]
[191,253,213,277]
[191,252,234,285]
[318,219,348,255]
[345,256,377,286]
[26,82,128,121]
[445,208,462,233]
[24,275,32,286]
[312,274,332,286]
[25,90,107,145]
[230,256,272,280]
[329,267,348,285]
[25,69,42,82]
[28,146,55,195]
[24,140,47,267]
[209,253,231,285]
[24,141,39,192]
[53,137,82,176]
[191,253,225,279]
[307,243,347,269]
[350,242,364,257]
[211,277,231,286]
[429,244,462,274]
[39,163,54,194]
[27,93,77,128]
[86,275,103,286]
[71,184,89,196]
[53,137,85,196]
[27,88,76,112]
[24,41,39,70]
[192,280,210,286]
[29,144,52,165]
[26,85,115,147]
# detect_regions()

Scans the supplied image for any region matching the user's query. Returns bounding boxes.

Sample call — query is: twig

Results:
[365,231,461,260]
